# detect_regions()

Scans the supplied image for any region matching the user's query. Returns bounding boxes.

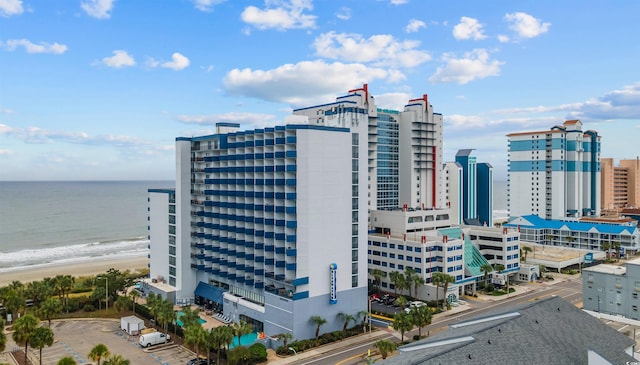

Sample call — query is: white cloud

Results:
[3,39,68,54]
[161,52,190,70]
[429,49,503,84]
[374,92,411,110]
[313,31,431,68]
[497,34,510,43]
[222,60,395,106]
[241,0,316,31]
[453,16,487,40]
[176,112,277,127]
[0,107,14,113]
[504,12,550,39]
[0,149,14,155]
[405,19,426,33]
[2,124,151,147]
[390,0,408,4]
[192,0,226,12]
[101,50,136,68]
[335,6,350,20]
[81,0,115,19]
[202,65,215,72]
[0,0,23,17]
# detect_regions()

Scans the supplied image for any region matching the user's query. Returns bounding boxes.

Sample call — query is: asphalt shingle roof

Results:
[381,296,636,365]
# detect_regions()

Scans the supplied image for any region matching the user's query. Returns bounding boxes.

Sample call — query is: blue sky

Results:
[1,0,639,181]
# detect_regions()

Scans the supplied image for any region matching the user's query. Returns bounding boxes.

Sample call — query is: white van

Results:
[139,332,170,347]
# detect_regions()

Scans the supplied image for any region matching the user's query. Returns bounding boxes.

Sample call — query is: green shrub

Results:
[249,343,267,362]
[486,283,495,292]
[83,304,95,312]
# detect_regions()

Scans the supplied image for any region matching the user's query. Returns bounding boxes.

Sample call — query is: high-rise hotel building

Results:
[507,120,601,220]
[147,85,443,340]
[601,157,640,210]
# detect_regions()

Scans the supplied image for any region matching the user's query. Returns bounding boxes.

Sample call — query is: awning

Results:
[194,281,225,304]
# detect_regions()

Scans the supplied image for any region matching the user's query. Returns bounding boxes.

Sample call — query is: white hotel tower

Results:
[507,120,601,220]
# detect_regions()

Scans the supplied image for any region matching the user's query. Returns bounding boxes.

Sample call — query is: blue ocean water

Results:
[0,181,173,272]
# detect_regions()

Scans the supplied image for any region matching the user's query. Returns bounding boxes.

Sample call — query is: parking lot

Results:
[39,319,197,365]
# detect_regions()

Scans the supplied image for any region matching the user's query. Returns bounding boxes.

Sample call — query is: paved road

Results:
[290,278,584,365]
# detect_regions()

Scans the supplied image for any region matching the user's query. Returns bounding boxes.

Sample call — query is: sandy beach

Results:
[0,256,149,286]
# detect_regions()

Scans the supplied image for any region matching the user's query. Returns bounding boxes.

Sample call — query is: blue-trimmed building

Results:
[507,120,601,220]
[451,149,493,227]
[505,214,640,254]
[148,92,371,340]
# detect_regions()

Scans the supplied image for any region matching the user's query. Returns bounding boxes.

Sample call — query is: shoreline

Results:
[0,256,149,286]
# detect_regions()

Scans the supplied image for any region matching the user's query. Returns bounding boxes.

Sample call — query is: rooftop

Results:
[381,296,636,365]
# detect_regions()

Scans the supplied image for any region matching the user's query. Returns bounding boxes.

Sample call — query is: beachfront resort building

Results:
[601,157,640,210]
[507,120,601,220]
[442,150,493,226]
[147,85,448,340]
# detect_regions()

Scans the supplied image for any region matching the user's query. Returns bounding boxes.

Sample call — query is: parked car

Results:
[404,301,427,313]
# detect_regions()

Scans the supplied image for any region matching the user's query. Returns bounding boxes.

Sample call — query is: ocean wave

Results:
[0,238,149,271]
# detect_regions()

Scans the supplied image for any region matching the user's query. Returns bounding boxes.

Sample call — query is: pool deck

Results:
[174,304,228,330]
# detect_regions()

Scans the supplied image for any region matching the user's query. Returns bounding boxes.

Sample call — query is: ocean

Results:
[0,179,508,275]
[0,181,173,274]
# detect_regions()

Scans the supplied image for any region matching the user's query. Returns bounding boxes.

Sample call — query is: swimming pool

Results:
[176,311,207,327]
[229,332,258,348]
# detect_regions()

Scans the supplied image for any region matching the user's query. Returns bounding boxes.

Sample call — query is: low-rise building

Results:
[583,258,640,320]
[505,214,640,255]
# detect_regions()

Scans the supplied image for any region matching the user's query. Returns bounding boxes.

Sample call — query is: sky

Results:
[1,0,639,181]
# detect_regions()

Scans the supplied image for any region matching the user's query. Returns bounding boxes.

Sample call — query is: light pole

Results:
[288,347,297,356]
[368,297,372,335]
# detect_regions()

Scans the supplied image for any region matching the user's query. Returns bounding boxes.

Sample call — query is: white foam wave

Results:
[0,238,149,271]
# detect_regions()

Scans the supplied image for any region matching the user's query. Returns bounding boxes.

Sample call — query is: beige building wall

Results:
[601,158,615,209]
[620,157,640,207]
[602,157,640,210]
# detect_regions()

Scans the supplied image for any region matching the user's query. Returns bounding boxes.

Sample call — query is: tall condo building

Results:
[507,120,601,220]
[147,85,444,340]
[442,150,493,226]
[601,157,640,209]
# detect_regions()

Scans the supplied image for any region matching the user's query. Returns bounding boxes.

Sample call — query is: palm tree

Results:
[55,275,75,312]
[103,354,130,365]
[129,289,141,314]
[179,305,201,329]
[114,296,131,312]
[88,344,110,365]
[394,295,408,309]
[373,339,397,359]
[602,242,611,260]
[0,319,6,353]
[157,300,176,334]
[5,288,26,319]
[410,305,432,339]
[480,264,493,288]
[404,268,421,299]
[232,320,252,347]
[389,271,403,296]
[358,309,370,332]
[612,241,621,261]
[310,316,327,342]
[26,281,52,308]
[29,326,54,365]
[12,313,39,365]
[370,269,386,295]
[185,324,207,357]
[276,332,293,350]
[337,312,356,333]
[219,325,235,351]
[57,357,77,365]
[431,272,444,307]
[392,311,414,343]
[38,298,63,328]
[522,246,533,262]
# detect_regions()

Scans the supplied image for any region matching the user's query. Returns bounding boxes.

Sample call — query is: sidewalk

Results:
[268,330,390,365]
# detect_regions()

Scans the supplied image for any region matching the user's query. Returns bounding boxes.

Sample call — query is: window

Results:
[169,256,176,265]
